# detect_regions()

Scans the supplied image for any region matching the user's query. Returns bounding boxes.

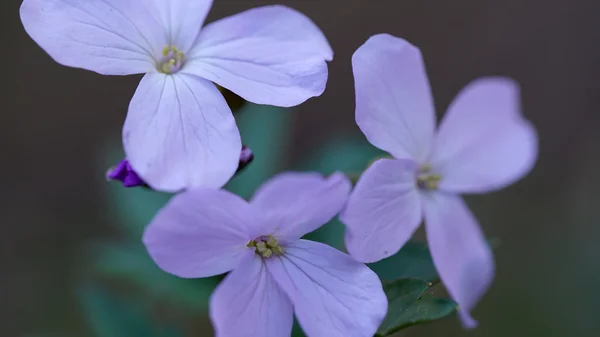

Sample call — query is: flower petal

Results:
[147,0,213,52]
[143,188,260,278]
[267,240,387,337]
[20,0,166,75]
[340,158,423,263]
[123,72,241,192]
[429,77,538,194]
[422,192,494,328]
[352,34,436,161]
[250,172,351,242]
[184,5,332,107]
[210,253,293,337]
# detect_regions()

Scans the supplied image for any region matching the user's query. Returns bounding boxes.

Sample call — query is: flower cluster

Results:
[21,0,538,336]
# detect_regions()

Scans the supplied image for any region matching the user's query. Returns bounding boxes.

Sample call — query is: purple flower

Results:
[143,172,387,337]
[340,34,538,328]
[106,159,147,188]
[21,0,333,192]
[237,145,254,173]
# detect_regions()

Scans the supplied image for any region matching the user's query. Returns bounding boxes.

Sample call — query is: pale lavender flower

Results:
[143,172,387,337]
[20,0,332,192]
[340,34,538,328]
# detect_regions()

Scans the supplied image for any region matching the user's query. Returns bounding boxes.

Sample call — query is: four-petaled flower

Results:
[20,0,333,192]
[340,34,538,328]
[143,172,387,337]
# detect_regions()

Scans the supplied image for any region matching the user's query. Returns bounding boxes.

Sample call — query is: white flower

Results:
[21,0,333,191]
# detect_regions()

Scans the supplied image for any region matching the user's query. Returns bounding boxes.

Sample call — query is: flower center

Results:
[416,165,442,190]
[247,235,284,259]
[157,45,185,74]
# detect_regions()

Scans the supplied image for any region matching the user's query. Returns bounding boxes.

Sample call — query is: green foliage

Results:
[98,145,218,313]
[376,278,457,336]
[370,238,501,283]
[225,103,292,199]
[78,284,184,337]
[291,320,306,337]
[104,148,172,240]
[370,241,438,283]
[90,242,219,311]
[297,136,386,175]
[298,136,385,249]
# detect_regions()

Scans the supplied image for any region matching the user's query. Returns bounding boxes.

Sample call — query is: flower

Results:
[340,34,538,328]
[20,0,333,192]
[106,159,147,188]
[143,172,387,337]
[237,145,254,173]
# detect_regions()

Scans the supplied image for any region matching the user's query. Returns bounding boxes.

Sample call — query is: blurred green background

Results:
[3,0,598,336]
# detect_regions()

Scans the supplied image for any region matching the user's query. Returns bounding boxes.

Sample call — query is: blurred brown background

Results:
[3,0,600,336]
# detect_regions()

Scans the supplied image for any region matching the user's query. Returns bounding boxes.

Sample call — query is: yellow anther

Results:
[256,242,267,253]
[248,235,284,258]
[417,165,442,190]
[271,246,284,255]
[267,237,278,247]
[158,45,185,74]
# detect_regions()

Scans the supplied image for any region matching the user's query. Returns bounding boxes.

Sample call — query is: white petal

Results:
[429,77,538,193]
[422,192,494,328]
[183,5,332,107]
[147,0,213,52]
[341,158,423,263]
[352,34,436,161]
[123,72,241,192]
[210,254,293,337]
[20,0,166,75]
[267,240,387,337]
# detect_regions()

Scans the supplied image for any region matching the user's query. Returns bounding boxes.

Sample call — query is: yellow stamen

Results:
[247,235,284,258]
[158,45,185,74]
[417,165,442,190]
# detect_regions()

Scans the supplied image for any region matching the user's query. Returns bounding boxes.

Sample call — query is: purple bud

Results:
[106,159,147,188]
[237,146,254,173]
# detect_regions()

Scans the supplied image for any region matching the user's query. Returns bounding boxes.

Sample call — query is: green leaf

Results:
[391,297,457,331]
[226,103,292,199]
[297,136,385,249]
[369,241,438,283]
[291,319,306,337]
[78,284,184,337]
[379,278,430,334]
[90,242,219,311]
[370,238,501,283]
[376,278,457,336]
